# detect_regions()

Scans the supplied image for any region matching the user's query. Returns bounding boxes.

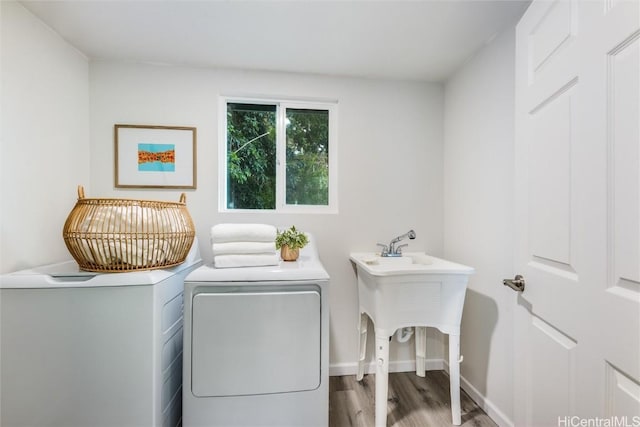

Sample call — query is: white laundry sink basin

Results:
[349,251,475,427]
[349,252,473,276]
[349,251,475,331]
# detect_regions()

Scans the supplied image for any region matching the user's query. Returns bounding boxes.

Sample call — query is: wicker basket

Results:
[63,186,196,272]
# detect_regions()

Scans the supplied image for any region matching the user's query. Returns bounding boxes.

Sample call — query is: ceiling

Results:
[21,0,530,82]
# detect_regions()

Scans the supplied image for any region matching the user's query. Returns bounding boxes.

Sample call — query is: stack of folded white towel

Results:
[211,223,279,268]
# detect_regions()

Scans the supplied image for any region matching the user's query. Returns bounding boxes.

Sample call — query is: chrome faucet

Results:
[377,230,416,257]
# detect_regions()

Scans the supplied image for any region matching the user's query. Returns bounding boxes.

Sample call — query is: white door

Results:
[514,1,640,425]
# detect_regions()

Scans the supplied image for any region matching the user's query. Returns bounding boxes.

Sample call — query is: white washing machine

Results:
[183,234,329,427]
[0,240,201,427]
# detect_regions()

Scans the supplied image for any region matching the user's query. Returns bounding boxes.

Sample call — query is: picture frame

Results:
[114,124,197,189]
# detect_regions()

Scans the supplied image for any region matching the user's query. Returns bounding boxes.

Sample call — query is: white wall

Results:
[0,3,535,422]
[89,62,445,369]
[0,2,90,273]
[0,5,527,420]
[0,2,522,407]
[443,28,516,425]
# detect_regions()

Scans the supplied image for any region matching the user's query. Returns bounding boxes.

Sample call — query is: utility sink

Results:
[349,252,473,276]
[349,252,474,332]
[349,251,474,427]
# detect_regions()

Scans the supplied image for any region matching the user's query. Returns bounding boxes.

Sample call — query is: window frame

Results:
[219,96,338,214]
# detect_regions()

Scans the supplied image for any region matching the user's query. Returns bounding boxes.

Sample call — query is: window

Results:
[220,98,337,212]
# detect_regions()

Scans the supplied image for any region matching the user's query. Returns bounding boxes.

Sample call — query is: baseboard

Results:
[459,375,513,427]
[329,358,444,377]
[329,360,513,427]
[443,361,514,427]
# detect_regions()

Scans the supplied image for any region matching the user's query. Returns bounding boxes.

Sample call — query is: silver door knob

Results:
[503,275,525,292]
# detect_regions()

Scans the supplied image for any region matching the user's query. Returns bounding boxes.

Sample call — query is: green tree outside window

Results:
[226,102,331,210]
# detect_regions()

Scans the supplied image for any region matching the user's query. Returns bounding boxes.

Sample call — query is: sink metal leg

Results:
[449,333,462,425]
[415,326,427,377]
[374,332,390,427]
[356,313,368,381]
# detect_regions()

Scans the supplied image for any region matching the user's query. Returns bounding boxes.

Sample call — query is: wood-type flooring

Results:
[329,371,497,427]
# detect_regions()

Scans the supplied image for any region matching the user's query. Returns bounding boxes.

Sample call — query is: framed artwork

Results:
[114,124,197,189]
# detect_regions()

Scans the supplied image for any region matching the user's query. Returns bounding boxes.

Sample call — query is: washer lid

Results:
[0,239,202,289]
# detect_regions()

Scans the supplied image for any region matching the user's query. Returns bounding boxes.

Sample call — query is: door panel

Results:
[610,33,640,297]
[529,315,577,426]
[529,0,575,77]
[515,0,640,424]
[530,88,574,268]
[605,363,640,419]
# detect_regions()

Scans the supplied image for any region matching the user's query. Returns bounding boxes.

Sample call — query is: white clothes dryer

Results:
[183,234,329,427]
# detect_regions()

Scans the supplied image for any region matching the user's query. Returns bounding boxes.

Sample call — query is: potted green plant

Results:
[275,225,309,261]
